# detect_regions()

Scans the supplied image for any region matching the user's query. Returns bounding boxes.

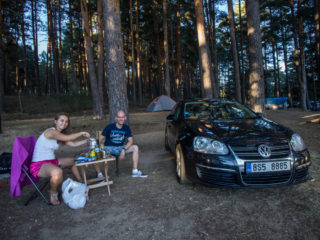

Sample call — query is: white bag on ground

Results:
[62,178,89,209]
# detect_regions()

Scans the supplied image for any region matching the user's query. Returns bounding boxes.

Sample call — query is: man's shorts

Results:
[104,145,126,156]
[30,159,59,178]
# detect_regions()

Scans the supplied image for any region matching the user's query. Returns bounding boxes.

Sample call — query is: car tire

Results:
[175,144,188,184]
[165,128,170,151]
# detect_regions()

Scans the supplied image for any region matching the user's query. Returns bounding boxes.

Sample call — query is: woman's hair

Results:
[54,112,70,134]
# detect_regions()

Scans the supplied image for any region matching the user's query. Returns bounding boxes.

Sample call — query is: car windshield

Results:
[184,101,257,120]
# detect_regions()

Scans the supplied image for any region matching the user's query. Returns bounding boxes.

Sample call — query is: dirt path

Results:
[0,110,319,240]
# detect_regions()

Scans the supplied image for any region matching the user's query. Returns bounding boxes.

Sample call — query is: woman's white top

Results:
[32,128,59,162]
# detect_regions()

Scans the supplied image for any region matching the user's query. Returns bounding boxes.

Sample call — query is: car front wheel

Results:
[175,144,188,184]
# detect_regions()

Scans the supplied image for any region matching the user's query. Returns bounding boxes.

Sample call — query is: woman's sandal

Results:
[50,192,60,206]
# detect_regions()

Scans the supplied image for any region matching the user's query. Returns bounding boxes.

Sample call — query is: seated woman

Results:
[30,112,90,205]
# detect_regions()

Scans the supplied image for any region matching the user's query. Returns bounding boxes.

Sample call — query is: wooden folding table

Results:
[76,155,116,196]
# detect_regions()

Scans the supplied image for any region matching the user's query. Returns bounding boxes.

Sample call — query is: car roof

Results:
[180,98,235,104]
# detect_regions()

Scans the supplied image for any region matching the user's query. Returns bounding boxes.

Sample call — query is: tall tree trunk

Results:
[135,0,142,104]
[31,0,40,95]
[80,0,105,119]
[170,20,176,98]
[163,0,171,97]
[263,44,268,98]
[280,8,292,106]
[297,0,307,110]
[176,0,182,99]
[130,0,136,107]
[21,1,28,91]
[47,40,52,94]
[14,0,21,93]
[315,0,320,84]
[227,0,242,102]
[153,1,162,96]
[68,0,77,92]
[246,0,265,113]
[290,0,303,109]
[209,0,219,96]
[103,0,129,123]
[97,0,106,102]
[238,0,246,102]
[58,0,64,91]
[47,0,59,93]
[0,0,4,115]
[194,0,216,98]
[77,16,84,90]
[271,39,279,97]
[269,6,279,97]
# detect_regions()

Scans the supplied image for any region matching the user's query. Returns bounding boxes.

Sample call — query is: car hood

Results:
[186,118,292,144]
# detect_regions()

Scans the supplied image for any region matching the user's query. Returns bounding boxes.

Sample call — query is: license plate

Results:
[246,161,291,173]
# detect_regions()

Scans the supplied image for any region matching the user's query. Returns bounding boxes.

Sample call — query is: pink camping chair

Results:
[10,136,50,205]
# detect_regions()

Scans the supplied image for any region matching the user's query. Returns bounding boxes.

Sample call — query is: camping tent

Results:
[146,95,176,112]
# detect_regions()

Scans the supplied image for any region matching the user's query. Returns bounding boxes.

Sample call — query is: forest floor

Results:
[0,109,320,240]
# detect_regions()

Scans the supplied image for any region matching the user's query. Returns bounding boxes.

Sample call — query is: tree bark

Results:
[97,0,106,102]
[0,0,4,115]
[163,0,171,97]
[68,0,77,92]
[80,0,105,119]
[31,0,41,95]
[315,0,320,85]
[209,0,219,97]
[47,0,59,93]
[290,0,303,109]
[280,8,292,106]
[238,0,246,102]
[58,0,64,91]
[135,0,143,104]
[269,6,279,98]
[130,0,137,107]
[194,0,216,98]
[227,0,242,102]
[103,0,129,123]
[153,1,162,96]
[246,0,265,113]
[297,0,307,110]
[21,1,27,91]
[176,0,182,99]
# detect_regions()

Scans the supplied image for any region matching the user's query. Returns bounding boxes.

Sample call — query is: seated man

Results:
[95,110,147,178]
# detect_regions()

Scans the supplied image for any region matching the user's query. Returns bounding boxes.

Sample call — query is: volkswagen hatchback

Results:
[165,99,311,188]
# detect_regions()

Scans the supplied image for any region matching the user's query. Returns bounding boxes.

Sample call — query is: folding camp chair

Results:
[10,136,50,206]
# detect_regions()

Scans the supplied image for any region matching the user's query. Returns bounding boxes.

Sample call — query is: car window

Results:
[184,101,257,120]
[174,103,181,120]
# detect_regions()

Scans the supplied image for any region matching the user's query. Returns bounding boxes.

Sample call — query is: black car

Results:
[165,99,311,188]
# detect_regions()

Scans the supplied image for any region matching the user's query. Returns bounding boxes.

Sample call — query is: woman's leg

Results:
[37,163,63,205]
[58,157,82,182]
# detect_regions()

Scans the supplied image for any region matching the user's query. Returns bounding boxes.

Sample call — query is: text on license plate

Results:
[246,161,291,173]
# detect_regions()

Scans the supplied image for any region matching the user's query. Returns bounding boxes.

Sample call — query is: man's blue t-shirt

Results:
[101,123,132,146]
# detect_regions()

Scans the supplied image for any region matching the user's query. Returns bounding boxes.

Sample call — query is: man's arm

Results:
[123,137,133,151]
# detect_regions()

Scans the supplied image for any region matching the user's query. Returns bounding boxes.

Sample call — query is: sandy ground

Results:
[0,109,319,240]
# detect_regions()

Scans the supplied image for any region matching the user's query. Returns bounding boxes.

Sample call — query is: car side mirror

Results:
[167,114,177,121]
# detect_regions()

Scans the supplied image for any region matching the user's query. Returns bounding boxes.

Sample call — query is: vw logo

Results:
[258,144,271,158]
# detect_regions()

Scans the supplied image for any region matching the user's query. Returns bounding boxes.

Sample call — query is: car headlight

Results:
[290,133,306,152]
[193,136,229,155]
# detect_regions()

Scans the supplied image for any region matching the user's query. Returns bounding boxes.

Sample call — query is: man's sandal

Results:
[50,192,60,206]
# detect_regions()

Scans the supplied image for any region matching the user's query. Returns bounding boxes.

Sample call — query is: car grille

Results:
[241,171,291,185]
[230,142,290,160]
[196,166,239,187]
[294,168,309,182]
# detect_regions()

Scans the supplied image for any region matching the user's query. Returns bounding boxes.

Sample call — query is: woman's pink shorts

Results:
[30,159,59,178]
